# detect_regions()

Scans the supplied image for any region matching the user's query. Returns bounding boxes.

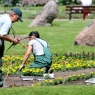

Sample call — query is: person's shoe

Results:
[43,67,48,73]
[48,69,53,73]
[0,85,3,88]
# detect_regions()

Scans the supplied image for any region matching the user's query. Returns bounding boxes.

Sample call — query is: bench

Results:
[66,5,95,20]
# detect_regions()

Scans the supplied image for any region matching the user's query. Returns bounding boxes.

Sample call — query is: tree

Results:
[59,0,72,5]
[59,0,80,5]
[11,0,20,6]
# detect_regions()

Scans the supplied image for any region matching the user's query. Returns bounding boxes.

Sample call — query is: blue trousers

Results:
[0,58,3,87]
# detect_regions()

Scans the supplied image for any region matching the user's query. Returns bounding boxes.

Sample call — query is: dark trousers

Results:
[0,58,3,87]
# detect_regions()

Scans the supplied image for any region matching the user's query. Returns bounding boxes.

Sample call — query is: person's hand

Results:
[19,64,25,71]
[13,38,20,45]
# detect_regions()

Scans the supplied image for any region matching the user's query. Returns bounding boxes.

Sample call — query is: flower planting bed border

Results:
[21,75,45,81]
[20,73,54,81]
[85,78,95,85]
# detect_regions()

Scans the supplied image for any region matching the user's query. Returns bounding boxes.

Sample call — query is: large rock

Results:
[29,0,58,27]
[74,20,95,46]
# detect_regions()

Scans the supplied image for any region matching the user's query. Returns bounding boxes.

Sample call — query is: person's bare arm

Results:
[19,45,32,70]
[1,35,19,44]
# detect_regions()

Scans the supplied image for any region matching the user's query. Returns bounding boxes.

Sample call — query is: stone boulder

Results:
[29,0,58,27]
[74,20,95,46]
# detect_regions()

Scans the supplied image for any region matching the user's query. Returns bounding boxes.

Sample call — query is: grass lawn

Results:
[1,5,95,94]
[0,85,95,95]
[4,19,95,55]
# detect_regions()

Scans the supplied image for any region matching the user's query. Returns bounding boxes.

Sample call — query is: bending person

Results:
[0,7,23,87]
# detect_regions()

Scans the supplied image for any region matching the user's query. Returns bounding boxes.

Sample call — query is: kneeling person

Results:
[20,31,52,73]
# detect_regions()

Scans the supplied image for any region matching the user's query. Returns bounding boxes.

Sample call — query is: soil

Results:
[2,68,95,87]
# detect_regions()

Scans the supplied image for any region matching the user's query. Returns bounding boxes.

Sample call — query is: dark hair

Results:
[29,31,40,38]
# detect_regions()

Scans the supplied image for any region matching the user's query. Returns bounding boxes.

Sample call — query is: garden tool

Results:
[5,42,26,52]
[3,63,22,87]
[5,26,29,52]
[19,42,25,48]
[16,66,24,77]
[5,43,14,52]
[5,36,29,51]
[18,36,29,49]
[3,65,13,88]
[16,69,21,75]
[19,36,29,41]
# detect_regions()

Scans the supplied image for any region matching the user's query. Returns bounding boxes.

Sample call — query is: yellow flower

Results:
[73,74,76,76]
[12,70,16,73]
[69,76,72,78]
[81,73,85,76]
[31,84,35,87]
[66,64,72,68]
[44,80,48,83]
[49,79,53,83]
[20,58,23,61]
[78,74,80,76]
[36,82,40,85]
[7,71,10,74]
[40,68,44,72]
[61,56,65,60]
[29,69,33,72]
[15,66,19,69]
[90,72,93,74]
[58,77,62,80]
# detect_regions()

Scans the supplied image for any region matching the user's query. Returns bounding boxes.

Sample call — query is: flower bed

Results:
[2,53,95,86]
[2,53,95,77]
